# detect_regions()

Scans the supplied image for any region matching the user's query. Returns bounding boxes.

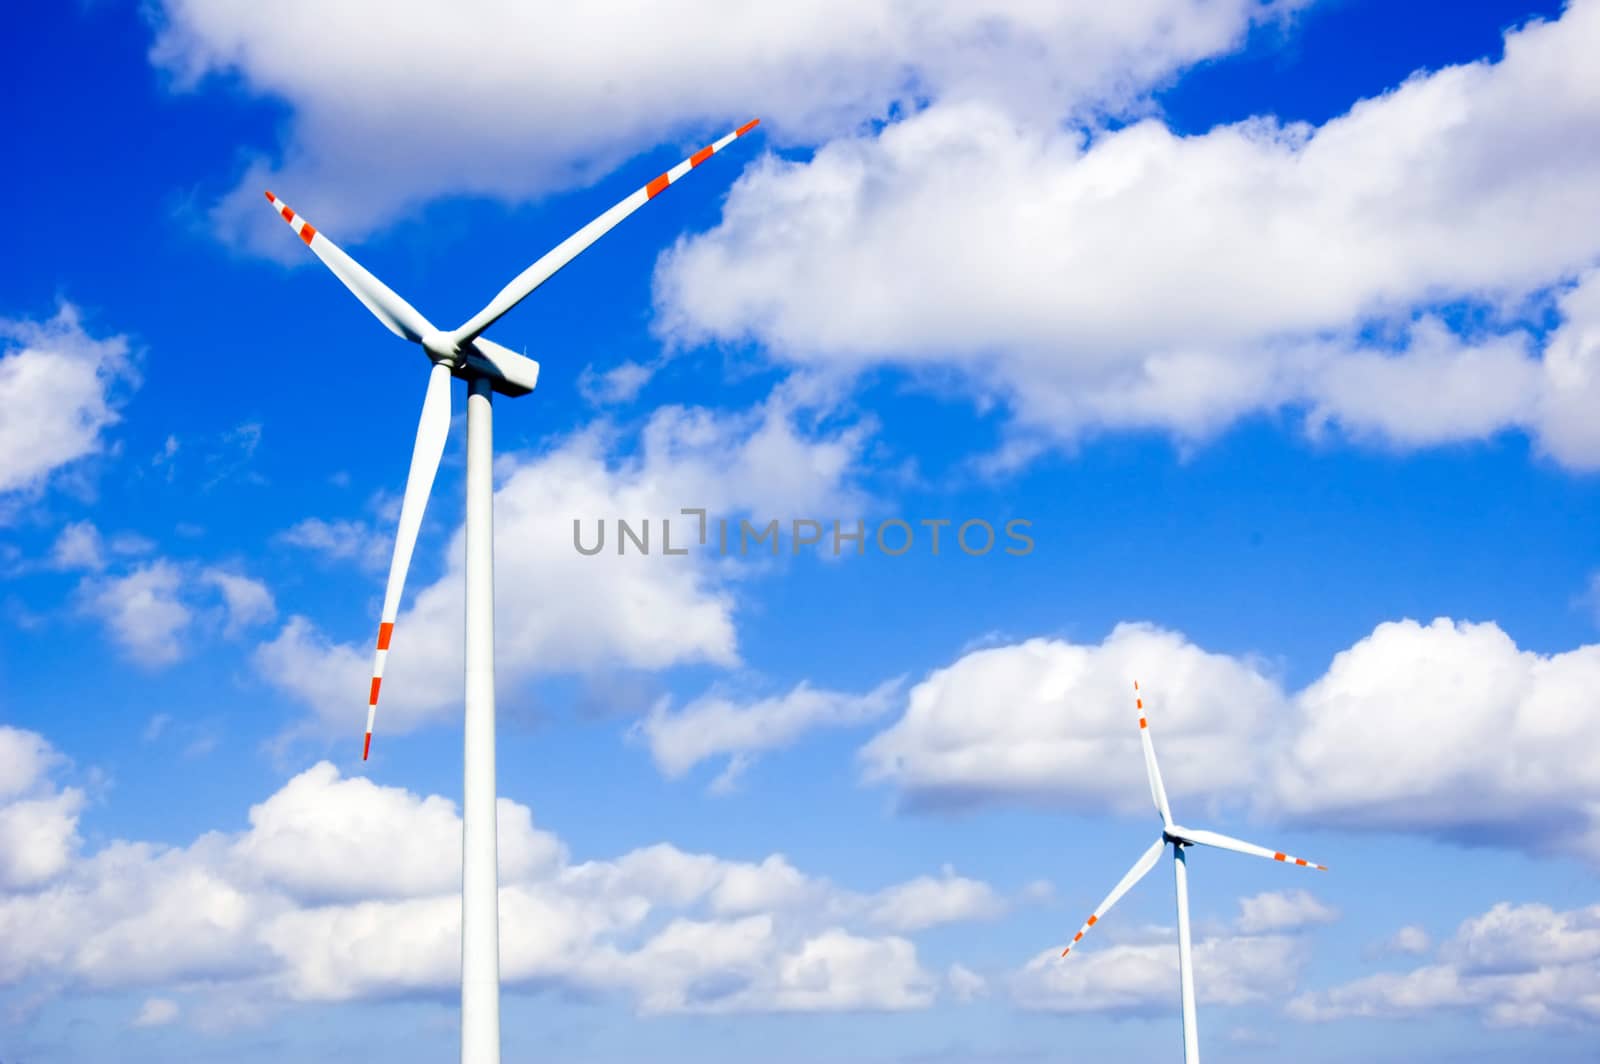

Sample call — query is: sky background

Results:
[4,1,1600,1061]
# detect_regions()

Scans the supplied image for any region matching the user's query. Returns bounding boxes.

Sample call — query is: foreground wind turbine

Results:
[265,118,760,1064]
[1060,681,1328,1064]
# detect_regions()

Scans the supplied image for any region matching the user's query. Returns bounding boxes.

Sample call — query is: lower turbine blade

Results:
[1061,836,1166,957]
[364,361,453,759]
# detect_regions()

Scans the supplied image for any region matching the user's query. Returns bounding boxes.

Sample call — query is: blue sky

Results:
[4,0,1600,1061]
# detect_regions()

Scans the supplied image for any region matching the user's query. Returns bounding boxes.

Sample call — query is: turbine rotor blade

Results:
[265,191,437,343]
[447,118,761,347]
[1060,836,1167,957]
[364,361,453,759]
[1135,680,1174,827]
[1170,826,1327,871]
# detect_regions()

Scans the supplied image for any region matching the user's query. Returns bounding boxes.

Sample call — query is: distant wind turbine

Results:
[265,118,760,1064]
[1060,681,1328,1064]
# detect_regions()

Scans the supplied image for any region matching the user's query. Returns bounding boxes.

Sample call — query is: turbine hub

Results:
[421,331,463,367]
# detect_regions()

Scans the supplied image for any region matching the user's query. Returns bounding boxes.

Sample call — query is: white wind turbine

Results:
[1059,681,1328,1063]
[265,119,760,1064]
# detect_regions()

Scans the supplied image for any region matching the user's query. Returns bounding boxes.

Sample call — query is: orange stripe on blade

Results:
[645,173,671,199]
[1139,718,1147,728]
[264,190,275,201]
[1086,915,1097,926]
[736,118,760,137]
[377,622,394,650]
[281,206,295,222]
[1273,852,1286,861]
[300,223,317,245]
[689,145,714,168]
[363,732,372,760]
[369,677,382,704]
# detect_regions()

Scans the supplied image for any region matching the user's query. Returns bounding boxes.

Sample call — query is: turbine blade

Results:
[447,118,761,347]
[1135,680,1174,827]
[265,191,437,343]
[1171,826,1327,871]
[1060,836,1166,957]
[364,361,453,760]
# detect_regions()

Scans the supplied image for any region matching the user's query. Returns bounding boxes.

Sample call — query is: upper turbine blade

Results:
[265,191,437,344]
[447,118,761,347]
[1061,836,1166,957]
[364,361,453,760]
[1135,680,1174,827]
[1170,826,1327,871]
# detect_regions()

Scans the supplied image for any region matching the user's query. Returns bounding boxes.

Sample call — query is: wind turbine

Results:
[265,118,760,1064]
[1059,681,1328,1064]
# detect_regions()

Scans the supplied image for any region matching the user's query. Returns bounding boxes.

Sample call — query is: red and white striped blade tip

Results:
[263,190,316,245]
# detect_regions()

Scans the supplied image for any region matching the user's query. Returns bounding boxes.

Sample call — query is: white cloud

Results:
[637,678,903,789]
[1234,889,1339,935]
[1272,619,1600,857]
[200,568,277,634]
[861,617,1600,864]
[232,762,564,904]
[1014,933,1304,1013]
[656,4,1600,464]
[946,962,988,1002]
[149,0,1299,254]
[579,361,656,407]
[51,520,107,572]
[0,306,135,499]
[132,997,180,1028]
[1290,902,1600,1028]
[861,625,1282,815]
[866,865,1005,932]
[0,790,84,891]
[0,728,987,1017]
[0,729,84,892]
[80,561,194,667]
[276,517,389,572]
[258,383,870,738]
[1381,925,1433,957]
[79,560,276,667]
[0,726,61,800]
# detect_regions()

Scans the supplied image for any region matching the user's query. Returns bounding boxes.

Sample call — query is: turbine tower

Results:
[1060,681,1328,1063]
[265,119,760,1063]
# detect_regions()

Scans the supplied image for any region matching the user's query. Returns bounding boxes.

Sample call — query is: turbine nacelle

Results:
[458,337,541,398]
[418,332,540,398]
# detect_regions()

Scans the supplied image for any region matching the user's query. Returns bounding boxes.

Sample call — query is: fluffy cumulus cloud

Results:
[1015,932,1305,1014]
[657,3,1600,465]
[861,624,1283,815]
[77,557,275,667]
[258,382,870,737]
[1290,902,1600,1028]
[1013,883,1335,1014]
[861,617,1600,865]
[0,306,136,502]
[0,727,83,892]
[636,677,904,790]
[1234,889,1339,935]
[149,0,1301,252]
[0,725,1005,1018]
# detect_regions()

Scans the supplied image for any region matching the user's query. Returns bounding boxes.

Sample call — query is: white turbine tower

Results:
[1060,681,1328,1063]
[265,119,760,1064]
